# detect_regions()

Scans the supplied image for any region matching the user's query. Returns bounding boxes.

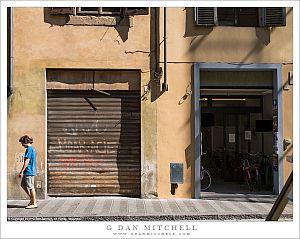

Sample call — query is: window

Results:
[77,7,122,15]
[195,7,286,27]
[217,8,258,26]
[50,7,148,16]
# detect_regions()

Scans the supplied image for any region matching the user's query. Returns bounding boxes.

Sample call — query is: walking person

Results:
[18,135,38,209]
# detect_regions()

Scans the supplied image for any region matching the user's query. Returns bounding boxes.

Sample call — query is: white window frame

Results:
[76,7,122,15]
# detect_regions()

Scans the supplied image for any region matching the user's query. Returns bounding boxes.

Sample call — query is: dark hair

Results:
[19,135,34,144]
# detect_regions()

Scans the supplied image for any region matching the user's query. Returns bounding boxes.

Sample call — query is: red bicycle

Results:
[240,153,253,191]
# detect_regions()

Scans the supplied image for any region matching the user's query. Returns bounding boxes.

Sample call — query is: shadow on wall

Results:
[116,93,141,197]
[114,17,130,42]
[184,7,213,38]
[184,8,213,53]
[187,65,197,198]
[43,8,130,42]
[255,28,271,45]
[44,7,70,26]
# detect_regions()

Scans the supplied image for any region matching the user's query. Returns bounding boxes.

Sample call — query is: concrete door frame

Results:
[193,63,283,199]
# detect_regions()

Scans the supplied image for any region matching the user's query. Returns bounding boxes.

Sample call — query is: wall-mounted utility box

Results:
[170,163,183,184]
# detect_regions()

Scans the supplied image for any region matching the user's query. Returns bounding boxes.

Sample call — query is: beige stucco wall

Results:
[156,7,293,198]
[8,7,156,199]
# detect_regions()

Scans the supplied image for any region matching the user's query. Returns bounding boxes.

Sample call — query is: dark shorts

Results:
[21,175,35,189]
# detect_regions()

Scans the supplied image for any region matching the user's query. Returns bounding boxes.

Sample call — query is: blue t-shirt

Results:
[23,146,37,176]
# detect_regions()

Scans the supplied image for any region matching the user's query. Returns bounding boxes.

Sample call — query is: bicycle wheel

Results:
[201,170,212,191]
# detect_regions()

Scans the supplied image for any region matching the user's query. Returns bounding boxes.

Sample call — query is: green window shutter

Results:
[195,7,216,26]
[259,7,286,27]
[50,7,75,15]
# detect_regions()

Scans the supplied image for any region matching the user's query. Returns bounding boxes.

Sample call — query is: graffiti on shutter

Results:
[47,90,141,196]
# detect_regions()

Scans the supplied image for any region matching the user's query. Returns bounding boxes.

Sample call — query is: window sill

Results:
[66,15,134,27]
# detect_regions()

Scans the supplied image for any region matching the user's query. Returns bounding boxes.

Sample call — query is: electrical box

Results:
[170,163,183,184]
[36,181,42,189]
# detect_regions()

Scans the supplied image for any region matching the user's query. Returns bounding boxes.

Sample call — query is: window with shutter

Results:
[195,7,286,27]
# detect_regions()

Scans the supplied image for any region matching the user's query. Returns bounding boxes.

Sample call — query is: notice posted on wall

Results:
[245,131,251,140]
[229,133,235,143]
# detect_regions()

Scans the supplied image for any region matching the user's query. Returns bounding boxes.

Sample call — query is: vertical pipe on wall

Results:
[155,7,160,76]
[162,7,168,91]
[7,7,13,97]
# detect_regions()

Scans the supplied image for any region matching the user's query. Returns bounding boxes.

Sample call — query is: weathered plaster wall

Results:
[8,7,156,199]
[156,7,293,198]
[157,64,194,198]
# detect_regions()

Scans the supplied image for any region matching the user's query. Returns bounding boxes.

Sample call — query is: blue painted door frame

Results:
[193,63,283,199]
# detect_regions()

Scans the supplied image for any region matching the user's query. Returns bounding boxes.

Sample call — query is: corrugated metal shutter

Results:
[195,7,216,26]
[47,90,141,196]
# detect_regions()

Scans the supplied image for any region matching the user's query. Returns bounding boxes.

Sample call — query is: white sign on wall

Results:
[245,131,251,140]
[229,133,235,143]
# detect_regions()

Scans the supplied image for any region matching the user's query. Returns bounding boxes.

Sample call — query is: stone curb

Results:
[7,214,293,221]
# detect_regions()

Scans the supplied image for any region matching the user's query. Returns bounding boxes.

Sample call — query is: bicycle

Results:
[239,153,253,191]
[201,165,212,191]
[206,151,224,178]
[249,153,263,191]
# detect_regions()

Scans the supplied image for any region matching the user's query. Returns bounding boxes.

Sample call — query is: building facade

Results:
[7,7,293,199]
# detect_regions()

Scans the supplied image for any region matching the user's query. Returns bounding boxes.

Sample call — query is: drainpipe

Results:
[154,7,161,79]
[162,7,168,91]
[7,7,13,97]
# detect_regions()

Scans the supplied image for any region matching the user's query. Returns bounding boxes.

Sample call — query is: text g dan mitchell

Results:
[106,224,198,231]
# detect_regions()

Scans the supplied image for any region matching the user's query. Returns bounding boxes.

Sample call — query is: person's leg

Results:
[21,177,31,204]
[21,185,31,198]
[30,188,37,205]
[28,176,37,206]
[25,177,37,209]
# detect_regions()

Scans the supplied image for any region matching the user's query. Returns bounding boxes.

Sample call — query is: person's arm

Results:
[19,158,30,177]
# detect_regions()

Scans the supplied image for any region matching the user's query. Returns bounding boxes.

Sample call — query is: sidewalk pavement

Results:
[7,194,293,221]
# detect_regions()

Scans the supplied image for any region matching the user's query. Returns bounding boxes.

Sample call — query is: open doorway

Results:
[201,95,274,194]
[198,69,279,197]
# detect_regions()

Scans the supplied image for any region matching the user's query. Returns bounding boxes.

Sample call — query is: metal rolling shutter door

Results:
[47,90,141,196]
